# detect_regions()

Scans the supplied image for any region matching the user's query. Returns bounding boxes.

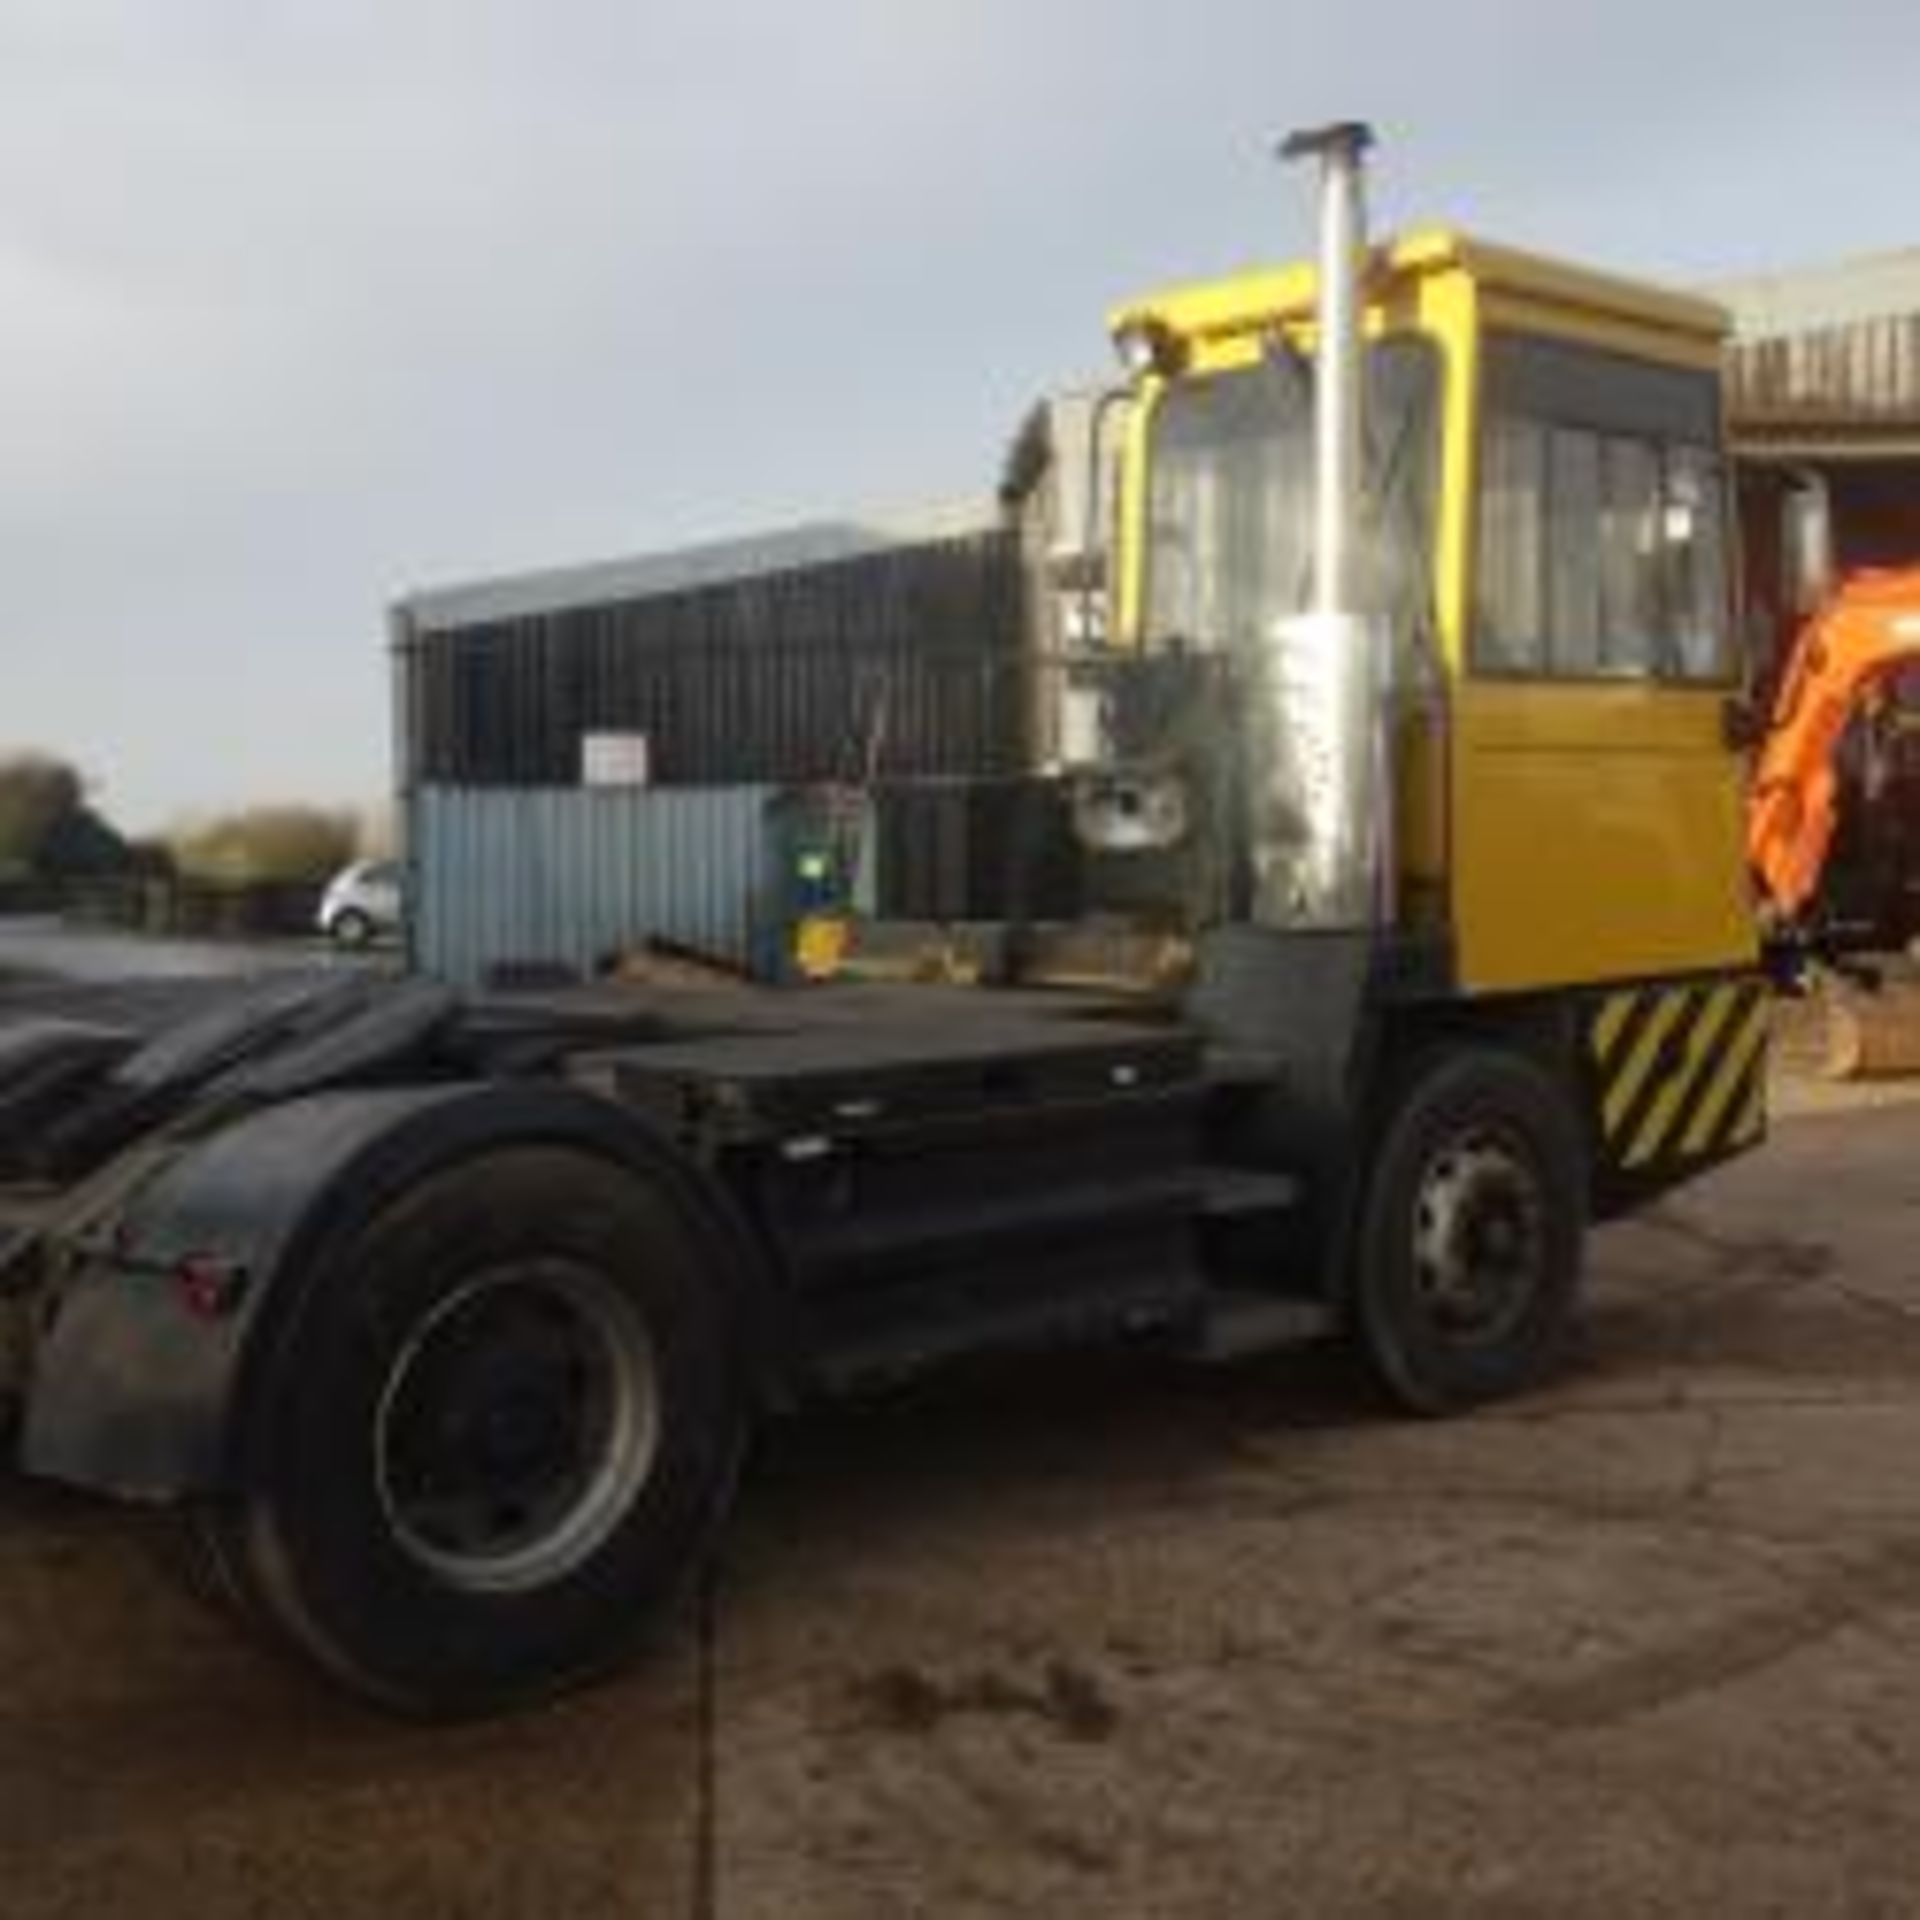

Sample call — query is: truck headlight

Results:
[1072,772,1191,854]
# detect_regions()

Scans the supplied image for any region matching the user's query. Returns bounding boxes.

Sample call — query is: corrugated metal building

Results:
[1717,252,1920,610]
[1720,251,1920,454]
[394,500,1059,986]
[393,500,1028,790]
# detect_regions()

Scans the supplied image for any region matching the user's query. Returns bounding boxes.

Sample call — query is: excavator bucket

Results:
[1805,969,1920,1080]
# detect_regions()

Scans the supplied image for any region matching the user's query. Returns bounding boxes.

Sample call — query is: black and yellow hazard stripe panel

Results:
[1586,975,1769,1177]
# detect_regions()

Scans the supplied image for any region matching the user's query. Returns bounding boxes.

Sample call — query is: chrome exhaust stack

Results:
[1245,119,1393,932]
[1285,121,1372,618]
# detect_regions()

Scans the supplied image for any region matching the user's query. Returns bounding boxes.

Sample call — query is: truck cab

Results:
[1078,196,1761,1193]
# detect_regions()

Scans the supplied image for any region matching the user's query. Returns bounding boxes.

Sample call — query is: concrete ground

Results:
[3,1094,1920,1917]
[6,918,1920,1916]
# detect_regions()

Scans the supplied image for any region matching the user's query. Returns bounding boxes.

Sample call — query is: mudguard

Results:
[19,1080,778,1501]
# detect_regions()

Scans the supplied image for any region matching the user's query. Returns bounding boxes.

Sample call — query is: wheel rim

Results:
[374,1260,660,1594]
[1409,1126,1548,1346]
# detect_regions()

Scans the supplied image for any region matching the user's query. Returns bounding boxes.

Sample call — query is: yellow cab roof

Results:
[1109,227,1729,350]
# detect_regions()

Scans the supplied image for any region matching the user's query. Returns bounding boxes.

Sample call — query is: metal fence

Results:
[396,529,1030,790]
[411,785,781,987]
[45,876,324,940]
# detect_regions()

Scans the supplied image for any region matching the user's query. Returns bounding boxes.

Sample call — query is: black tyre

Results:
[330,908,375,950]
[199,1146,747,1715]
[1353,1045,1586,1415]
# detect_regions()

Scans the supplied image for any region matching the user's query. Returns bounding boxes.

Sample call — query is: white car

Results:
[317,859,403,949]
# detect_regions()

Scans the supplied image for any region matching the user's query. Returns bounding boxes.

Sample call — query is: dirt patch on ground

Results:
[850,1657,1121,1743]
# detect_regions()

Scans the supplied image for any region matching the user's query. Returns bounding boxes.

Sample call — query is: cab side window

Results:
[1474,335,1731,683]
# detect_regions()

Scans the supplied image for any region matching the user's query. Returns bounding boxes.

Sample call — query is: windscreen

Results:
[1142,337,1441,658]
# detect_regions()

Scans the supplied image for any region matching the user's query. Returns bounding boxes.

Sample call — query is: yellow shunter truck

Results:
[0,125,1764,1715]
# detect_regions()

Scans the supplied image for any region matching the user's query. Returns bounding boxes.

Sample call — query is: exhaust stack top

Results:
[1233,120,1389,933]
[1279,120,1375,619]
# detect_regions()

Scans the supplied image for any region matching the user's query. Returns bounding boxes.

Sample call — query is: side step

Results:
[1185,1289,1337,1364]
[810,1265,1194,1395]
[1198,1168,1302,1219]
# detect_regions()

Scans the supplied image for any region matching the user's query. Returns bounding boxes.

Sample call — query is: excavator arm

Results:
[1748,568,1920,1080]
[1747,568,1920,926]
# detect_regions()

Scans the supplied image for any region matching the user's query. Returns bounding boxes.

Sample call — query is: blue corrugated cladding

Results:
[412,785,779,987]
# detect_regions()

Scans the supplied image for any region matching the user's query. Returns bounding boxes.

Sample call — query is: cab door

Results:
[1449,331,1755,994]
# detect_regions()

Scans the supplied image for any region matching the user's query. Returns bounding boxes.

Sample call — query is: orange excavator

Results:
[1749,567,1920,928]
[1747,566,1920,1075]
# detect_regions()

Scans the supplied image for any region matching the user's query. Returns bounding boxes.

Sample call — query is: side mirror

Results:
[1783,482,1835,617]
[1041,387,1129,650]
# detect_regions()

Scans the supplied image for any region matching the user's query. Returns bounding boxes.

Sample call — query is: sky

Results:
[3,0,1918,830]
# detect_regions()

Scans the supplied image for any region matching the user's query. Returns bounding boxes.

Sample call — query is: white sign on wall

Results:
[580,732,652,788]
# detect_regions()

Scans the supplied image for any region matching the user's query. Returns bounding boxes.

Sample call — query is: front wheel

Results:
[329,908,375,950]
[197,1146,748,1716]
[1352,1045,1586,1415]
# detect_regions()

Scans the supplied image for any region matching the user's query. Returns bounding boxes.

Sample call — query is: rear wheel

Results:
[198,1147,747,1715]
[1353,1045,1586,1414]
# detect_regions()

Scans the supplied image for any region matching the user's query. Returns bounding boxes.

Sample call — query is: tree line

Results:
[0,752,371,887]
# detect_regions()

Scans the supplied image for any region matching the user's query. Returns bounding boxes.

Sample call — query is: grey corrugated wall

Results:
[412,785,779,987]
